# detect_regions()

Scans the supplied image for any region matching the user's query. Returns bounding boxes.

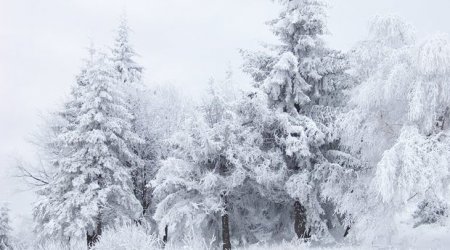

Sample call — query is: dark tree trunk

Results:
[294,201,310,239]
[162,225,168,246]
[221,194,231,250]
[135,184,150,226]
[86,218,102,248]
[343,225,350,237]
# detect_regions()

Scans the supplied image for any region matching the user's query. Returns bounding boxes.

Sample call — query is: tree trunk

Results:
[86,232,96,249]
[86,218,102,248]
[294,201,310,239]
[221,193,231,250]
[162,225,168,246]
[343,225,350,237]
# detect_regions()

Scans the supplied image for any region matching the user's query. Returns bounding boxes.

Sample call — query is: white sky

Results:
[1,0,450,229]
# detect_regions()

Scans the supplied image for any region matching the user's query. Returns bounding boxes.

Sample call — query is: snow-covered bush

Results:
[32,241,86,250]
[92,224,161,250]
[413,197,448,227]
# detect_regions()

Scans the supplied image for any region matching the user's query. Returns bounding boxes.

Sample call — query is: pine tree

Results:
[34,50,142,246]
[242,0,356,240]
[0,204,11,250]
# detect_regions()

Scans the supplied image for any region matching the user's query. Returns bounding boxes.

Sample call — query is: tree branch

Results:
[14,159,50,187]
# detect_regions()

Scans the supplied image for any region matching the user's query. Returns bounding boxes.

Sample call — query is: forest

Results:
[1,0,450,249]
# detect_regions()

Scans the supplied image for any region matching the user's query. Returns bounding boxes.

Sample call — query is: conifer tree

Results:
[242,0,356,240]
[111,16,143,87]
[34,50,142,247]
[110,16,155,222]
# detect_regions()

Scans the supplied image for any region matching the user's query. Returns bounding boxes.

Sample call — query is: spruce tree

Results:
[242,0,356,240]
[111,16,143,87]
[34,50,142,246]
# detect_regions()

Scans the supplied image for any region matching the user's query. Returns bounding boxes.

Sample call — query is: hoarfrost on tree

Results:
[242,0,357,241]
[340,16,450,243]
[34,49,143,243]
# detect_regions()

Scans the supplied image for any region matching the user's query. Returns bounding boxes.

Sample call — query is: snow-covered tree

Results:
[112,18,195,230]
[0,204,11,250]
[340,16,450,243]
[152,73,295,247]
[152,76,243,249]
[230,89,302,243]
[16,44,99,189]
[349,15,415,82]
[341,16,416,164]
[111,16,143,88]
[242,0,355,241]
[110,16,155,222]
[145,83,193,145]
[34,50,142,246]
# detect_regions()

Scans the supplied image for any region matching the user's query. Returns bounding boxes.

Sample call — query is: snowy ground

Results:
[15,242,450,250]
[10,223,450,250]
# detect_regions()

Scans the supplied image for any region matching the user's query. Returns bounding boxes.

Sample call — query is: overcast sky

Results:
[1,0,450,229]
